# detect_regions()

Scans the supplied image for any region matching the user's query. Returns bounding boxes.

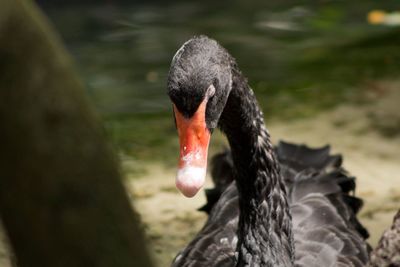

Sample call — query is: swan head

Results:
[167,36,232,197]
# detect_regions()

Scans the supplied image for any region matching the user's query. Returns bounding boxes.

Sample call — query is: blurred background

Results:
[2,0,400,266]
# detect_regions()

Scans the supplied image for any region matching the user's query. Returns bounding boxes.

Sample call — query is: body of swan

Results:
[167,35,370,267]
[174,143,370,267]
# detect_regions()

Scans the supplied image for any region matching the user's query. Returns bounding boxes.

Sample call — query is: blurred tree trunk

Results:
[0,0,153,267]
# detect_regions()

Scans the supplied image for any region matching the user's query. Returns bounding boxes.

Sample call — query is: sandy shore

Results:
[0,81,399,266]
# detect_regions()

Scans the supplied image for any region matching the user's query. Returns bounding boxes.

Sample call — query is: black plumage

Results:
[174,143,370,267]
[168,36,370,267]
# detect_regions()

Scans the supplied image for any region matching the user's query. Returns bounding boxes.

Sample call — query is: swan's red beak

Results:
[173,99,210,198]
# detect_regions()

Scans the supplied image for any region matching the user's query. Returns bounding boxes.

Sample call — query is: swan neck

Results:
[219,65,295,266]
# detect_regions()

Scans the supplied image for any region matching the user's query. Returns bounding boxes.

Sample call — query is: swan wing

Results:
[277,141,370,267]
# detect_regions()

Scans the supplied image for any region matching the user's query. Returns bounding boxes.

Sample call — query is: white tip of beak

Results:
[176,166,206,198]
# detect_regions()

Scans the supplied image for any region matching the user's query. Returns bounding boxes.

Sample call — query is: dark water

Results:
[45,1,400,161]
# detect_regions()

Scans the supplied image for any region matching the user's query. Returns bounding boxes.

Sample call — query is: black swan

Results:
[167,35,370,266]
